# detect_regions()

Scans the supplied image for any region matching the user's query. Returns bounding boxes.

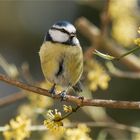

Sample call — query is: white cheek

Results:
[72,37,80,46]
[49,30,69,42]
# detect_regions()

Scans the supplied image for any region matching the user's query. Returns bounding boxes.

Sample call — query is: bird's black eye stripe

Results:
[51,27,76,36]
[51,27,70,35]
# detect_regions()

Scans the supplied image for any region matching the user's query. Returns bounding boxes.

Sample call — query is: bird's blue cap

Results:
[53,20,72,27]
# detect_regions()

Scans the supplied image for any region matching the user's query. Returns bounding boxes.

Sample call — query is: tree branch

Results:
[0,74,140,109]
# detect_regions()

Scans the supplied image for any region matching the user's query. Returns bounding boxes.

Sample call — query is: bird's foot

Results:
[78,96,84,100]
[72,81,83,92]
[49,84,56,96]
[78,96,84,104]
[60,91,67,101]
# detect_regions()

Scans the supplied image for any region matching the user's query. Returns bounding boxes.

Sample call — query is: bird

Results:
[39,21,83,98]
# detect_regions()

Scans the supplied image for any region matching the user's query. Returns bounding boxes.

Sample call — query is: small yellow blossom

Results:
[134,38,140,46]
[65,124,92,140]
[86,59,110,91]
[63,105,73,113]
[44,109,65,134]
[43,119,70,139]
[134,27,140,47]
[3,115,31,140]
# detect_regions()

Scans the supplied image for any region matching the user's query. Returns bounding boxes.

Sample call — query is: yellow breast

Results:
[39,41,83,87]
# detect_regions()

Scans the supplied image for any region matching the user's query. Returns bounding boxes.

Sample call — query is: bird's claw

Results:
[49,89,56,96]
[78,96,84,103]
[49,86,56,96]
[60,91,67,101]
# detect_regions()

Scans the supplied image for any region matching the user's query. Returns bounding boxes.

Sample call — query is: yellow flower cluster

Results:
[134,27,140,47]
[134,38,140,47]
[63,105,73,113]
[3,115,31,140]
[86,59,110,91]
[43,123,92,140]
[64,124,92,140]
[109,0,138,47]
[44,109,65,134]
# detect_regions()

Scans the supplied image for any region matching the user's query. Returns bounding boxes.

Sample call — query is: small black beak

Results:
[70,33,75,38]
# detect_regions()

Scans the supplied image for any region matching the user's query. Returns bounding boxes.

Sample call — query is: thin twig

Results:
[0,92,26,107]
[59,106,80,121]
[94,47,140,61]
[0,74,140,109]
[115,47,140,61]
[76,17,140,71]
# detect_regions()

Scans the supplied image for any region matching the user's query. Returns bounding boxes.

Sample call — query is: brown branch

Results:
[76,17,140,71]
[0,74,140,109]
[0,92,26,107]
[0,74,52,97]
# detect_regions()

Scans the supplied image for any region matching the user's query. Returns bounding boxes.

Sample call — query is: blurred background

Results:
[1,0,140,140]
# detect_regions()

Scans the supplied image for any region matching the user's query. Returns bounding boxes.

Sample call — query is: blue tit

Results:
[39,21,83,95]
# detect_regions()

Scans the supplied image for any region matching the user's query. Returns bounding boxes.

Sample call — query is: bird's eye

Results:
[60,28,66,33]
[59,28,71,35]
